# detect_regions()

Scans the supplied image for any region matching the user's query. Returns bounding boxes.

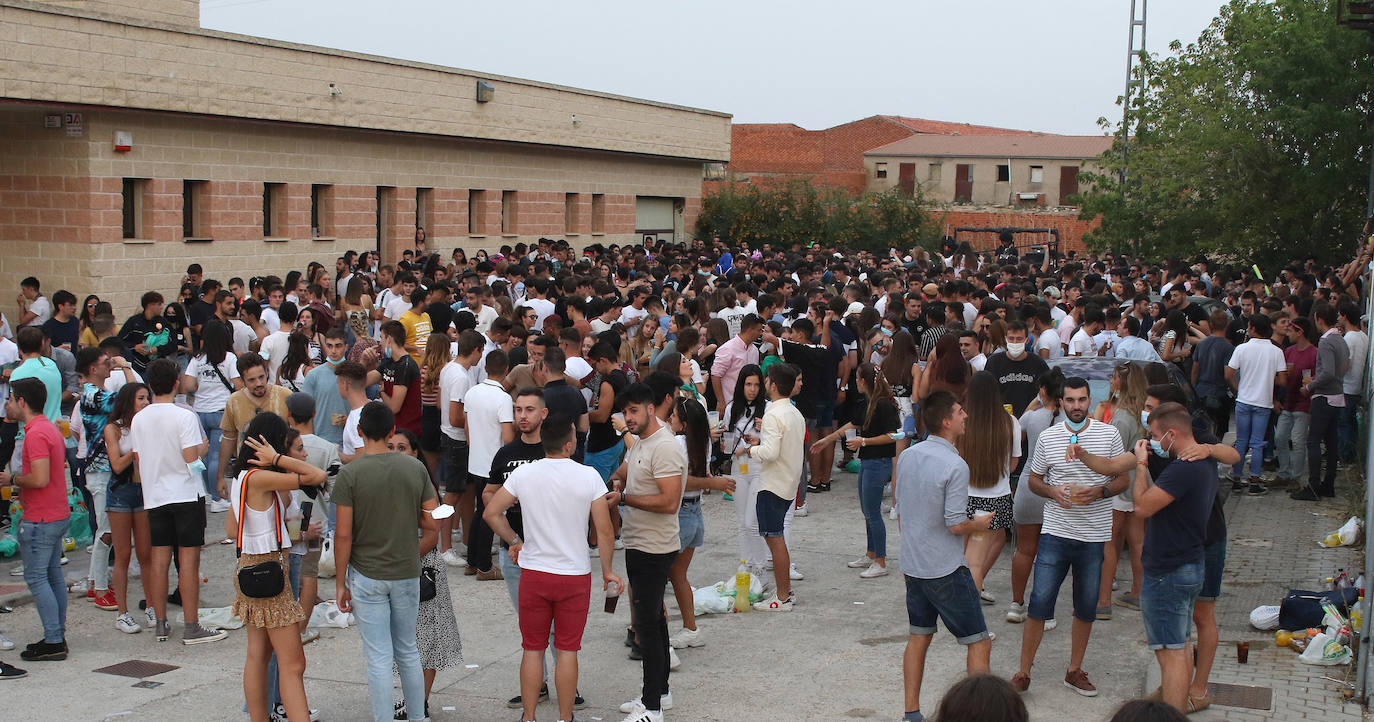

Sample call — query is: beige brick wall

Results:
[0,103,706,321]
[36,0,198,26]
[863,154,1099,206]
[1,1,731,162]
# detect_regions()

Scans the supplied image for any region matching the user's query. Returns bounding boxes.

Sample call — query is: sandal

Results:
[1187,694,1211,713]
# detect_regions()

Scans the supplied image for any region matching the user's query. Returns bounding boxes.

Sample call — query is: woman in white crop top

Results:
[226,413,325,722]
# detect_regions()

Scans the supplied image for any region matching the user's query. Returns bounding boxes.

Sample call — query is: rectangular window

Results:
[997,165,1011,182]
[121,178,145,239]
[875,162,888,179]
[416,187,433,237]
[262,182,285,237]
[501,190,517,234]
[468,189,485,235]
[1030,166,1044,184]
[182,180,207,238]
[565,192,579,233]
[310,184,331,237]
[927,163,942,182]
[591,193,605,234]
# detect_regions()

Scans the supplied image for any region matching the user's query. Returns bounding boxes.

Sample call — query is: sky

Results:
[201,0,1227,136]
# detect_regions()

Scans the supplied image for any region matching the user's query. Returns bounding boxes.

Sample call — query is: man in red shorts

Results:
[485,415,622,722]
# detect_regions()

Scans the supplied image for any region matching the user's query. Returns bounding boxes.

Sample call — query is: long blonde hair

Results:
[1109,362,1148,420]
[420,332,451,397]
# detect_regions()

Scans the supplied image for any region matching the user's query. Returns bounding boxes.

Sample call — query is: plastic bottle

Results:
[733,560,751,613]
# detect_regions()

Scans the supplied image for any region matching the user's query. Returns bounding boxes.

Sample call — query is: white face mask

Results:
[1006,341,1026,357]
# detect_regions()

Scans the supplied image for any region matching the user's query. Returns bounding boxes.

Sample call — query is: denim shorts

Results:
[584,439,625,485]
[1198,540,1226,602]
[1141,561,1205,650]
[812,398,835,429]
[904,567,990,644]
[755,490,791,538]
[439,436,469,495]
[1028,533,1104,624]
[106,477,145,514]
[678,497,704,549]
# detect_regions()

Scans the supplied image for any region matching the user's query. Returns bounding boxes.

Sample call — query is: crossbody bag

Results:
[235,470,287,599]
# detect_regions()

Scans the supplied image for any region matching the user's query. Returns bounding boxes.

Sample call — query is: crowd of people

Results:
[0,226,1369,722]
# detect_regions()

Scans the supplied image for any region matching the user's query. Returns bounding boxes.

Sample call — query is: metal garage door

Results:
[635,196,676,240]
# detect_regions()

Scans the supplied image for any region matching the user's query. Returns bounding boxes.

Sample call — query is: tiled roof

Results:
[879,116,1038,136]
[864,134,1114,159]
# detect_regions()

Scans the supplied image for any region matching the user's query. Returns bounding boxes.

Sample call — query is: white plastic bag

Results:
[692,585,733,615]
[721,570,763,602]
[198,606,244,631]
[1320,517,1363,548]
[308,600,354,628]
[1249,605,1281,631]
[1299,632,1352,666]
[316,536,335,578]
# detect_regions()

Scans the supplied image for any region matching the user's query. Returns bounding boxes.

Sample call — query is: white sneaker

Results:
[614,537,625,550]
[207,498,231,513]
[590,545,600,557]
[8,565,22,576]
[300,629,320,645]
[271,704,322,722]
[846,556,874,568]
[441,549,466,567]
[789,563,804,581]
[858,564,888,579]
[619,702,665,722]
[0,632,13,650]
[987,631,996,642]
[619,693,674,713]
[980,589,996,605]
[1005,602,1027,623]
[888,506,899,520]
[144,608,157,629]
[1045,618,1058,632]
[752,593,794,612]
[669,627,703,649]
[669,646,681,670]
[115,613,142,634]
[794,503,809,517]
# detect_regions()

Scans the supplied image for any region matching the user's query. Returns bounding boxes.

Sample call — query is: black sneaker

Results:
[1247,483,1268,496]
[1231,479,1248,492]
[393,699,427,720]
[818,482,832,492]
[1290,487,1320,501]
[0,661,26,679]
[628,642,643,660]
[25,638,63,652]
[805,483,825,493]
[168,589,182,607]
[20,640,66,661]
[624,627,636,647]
[575,691,588,709]
[506,683,550,709]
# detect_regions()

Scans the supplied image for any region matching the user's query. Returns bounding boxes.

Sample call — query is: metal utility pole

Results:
[1120,0,1148,185]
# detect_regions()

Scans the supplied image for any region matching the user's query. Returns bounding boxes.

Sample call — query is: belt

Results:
[681,496,701,505]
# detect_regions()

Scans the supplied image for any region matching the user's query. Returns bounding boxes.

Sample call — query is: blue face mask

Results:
[1140,410,1150,429]
[1065,417,1088,433]
[383,345,394,360]
[880,327,894,337]
[1150,433,1173,458]
[325,356,343,366]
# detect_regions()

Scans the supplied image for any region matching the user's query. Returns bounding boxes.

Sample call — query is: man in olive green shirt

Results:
[332,401,438,722]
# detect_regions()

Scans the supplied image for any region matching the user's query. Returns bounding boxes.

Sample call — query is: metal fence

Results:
[1357,265,1374,705]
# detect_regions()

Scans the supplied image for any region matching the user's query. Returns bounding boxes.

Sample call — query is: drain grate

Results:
[93,659,179,679]
[1207,681,1273,710]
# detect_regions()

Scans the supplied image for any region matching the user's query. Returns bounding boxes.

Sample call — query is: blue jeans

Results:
[1027,533,1103,624]
[348,566,426,722]
[20,519,69,643]
[1275,410,1309,480]
[198,411,224,500]
[856,457,891,558]
[904,568,989,643]
[1231,402,1270,478]
[1141,561,1204,650]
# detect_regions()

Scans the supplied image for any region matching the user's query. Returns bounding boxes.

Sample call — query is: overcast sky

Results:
[202,0,1226,135]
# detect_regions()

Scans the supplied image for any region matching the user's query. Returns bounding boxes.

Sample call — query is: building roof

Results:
[864,134,1114,160]
[878,116,1037,136]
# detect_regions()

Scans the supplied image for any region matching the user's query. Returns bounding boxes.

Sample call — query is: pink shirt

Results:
[712,336,760,408]
[20,416,69,523]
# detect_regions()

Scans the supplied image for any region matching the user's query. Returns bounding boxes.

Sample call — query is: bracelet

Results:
[274,453,283,467]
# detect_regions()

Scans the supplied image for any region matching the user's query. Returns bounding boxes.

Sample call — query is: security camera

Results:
[328,83,342,96]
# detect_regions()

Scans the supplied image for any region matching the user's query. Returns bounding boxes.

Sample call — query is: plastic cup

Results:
[286,518,302,540]
[0,486,11,500]
[706,411,720,428]
[844,429,857,442]
[604,581,621,614]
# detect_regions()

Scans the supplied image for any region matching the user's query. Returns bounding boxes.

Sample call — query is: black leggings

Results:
[626,548,677,710]
[465,476,494,573]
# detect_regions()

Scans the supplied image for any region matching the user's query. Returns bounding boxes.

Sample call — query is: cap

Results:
[922,283,939,297]
[285,392,316,421]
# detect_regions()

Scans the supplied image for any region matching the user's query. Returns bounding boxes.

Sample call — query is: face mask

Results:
[880,327,894,337]
[383,346,394,360]
[1150,433,1173,458]
[1006,341,1026,357]
[325,356,343,366]
[1065,417,1088,433]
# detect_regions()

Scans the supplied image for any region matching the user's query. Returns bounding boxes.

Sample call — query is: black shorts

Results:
[420,405,443,453]
[440,436,469,495]
[148,499,207,548]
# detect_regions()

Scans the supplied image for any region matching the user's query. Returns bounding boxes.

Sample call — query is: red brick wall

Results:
[280,183,312,239]
[935,209,1099,255]
[430,187,467,246]
[330,184,377,246]
[0,175,104,243]
[602,194,636,235]
[382,187,416,263]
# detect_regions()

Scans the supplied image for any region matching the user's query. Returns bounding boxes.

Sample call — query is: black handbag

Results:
[419,566,437,602]
[235,470,287,599]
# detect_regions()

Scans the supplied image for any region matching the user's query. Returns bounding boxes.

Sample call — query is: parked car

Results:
[1047,356,1198,411]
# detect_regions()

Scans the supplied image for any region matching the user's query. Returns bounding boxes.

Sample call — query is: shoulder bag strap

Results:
[210,360,236,394]
[235,470,284,557]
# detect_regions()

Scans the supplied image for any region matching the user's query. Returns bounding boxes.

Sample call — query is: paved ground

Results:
[0,461,1367,721]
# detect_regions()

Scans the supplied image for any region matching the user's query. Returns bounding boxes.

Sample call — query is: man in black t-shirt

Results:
[425,281,455,337]
[1167,286,1208,332]
[1225,292,1257,348]
[985,320,1049,416]
[485,387,553,709]
[537,347,588,462]
[584,342,629,483]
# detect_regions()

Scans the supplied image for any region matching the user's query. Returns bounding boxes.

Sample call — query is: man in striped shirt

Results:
[1012,376,1129,698]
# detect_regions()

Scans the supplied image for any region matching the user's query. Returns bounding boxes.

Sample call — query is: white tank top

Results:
[231,471,290,555]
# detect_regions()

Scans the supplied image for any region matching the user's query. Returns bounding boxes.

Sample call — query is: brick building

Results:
[0,0,731,313]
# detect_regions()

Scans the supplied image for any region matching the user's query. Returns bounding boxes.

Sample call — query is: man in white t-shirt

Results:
[333,361,371,463]
[460,284,500,334]
[523,279,557,332]
[956,331,986,372]
[437,331,483,566]
[1032,309,1063,361]
[1339,304,1368,462]
[384,272,418,322]
[129,358,224,645]
[618,287,650,329]
[258,301,297,381]
[17,277,51,328]
[1225,314,1287,486]
[1012,377,1127,697]
[463,349,515,577]
[484,417,622,722]
[1068,308,1105,357]
[260,285,284,334]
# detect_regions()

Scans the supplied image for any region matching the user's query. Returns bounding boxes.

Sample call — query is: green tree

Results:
[697,180,940,252]
[1077,0,1374,264]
